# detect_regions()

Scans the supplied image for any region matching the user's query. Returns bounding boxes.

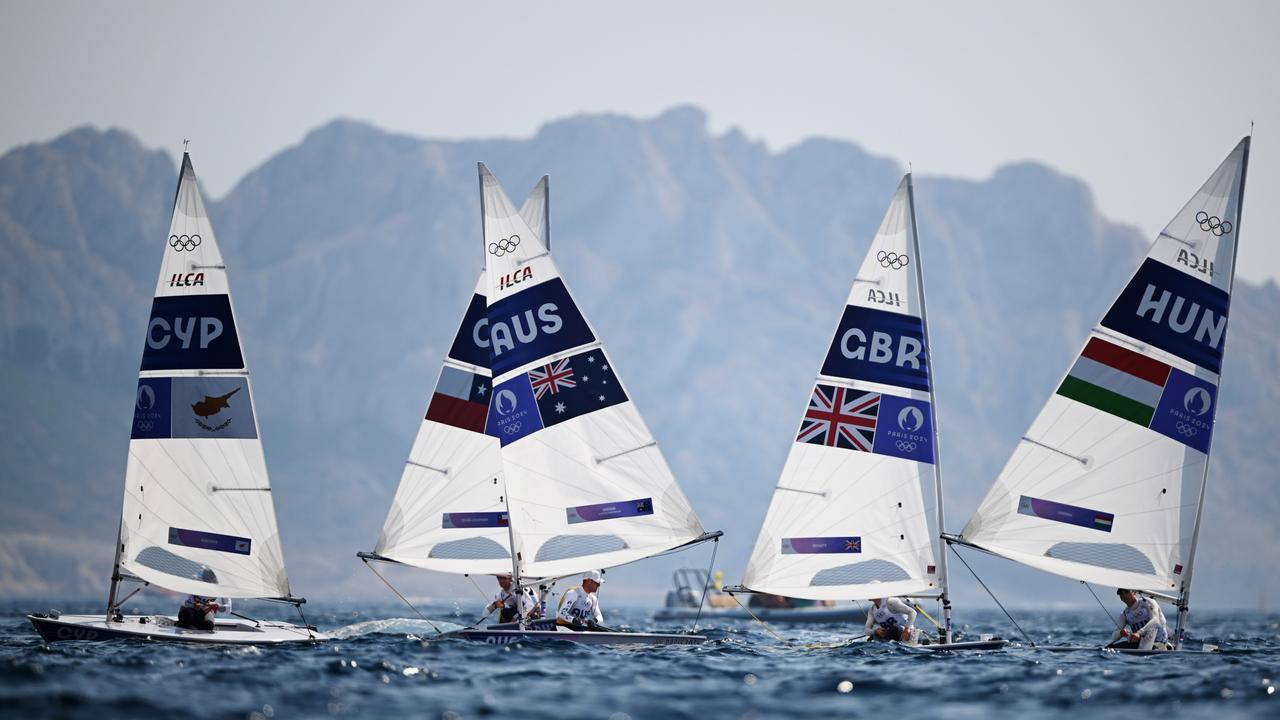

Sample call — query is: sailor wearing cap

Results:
[556,570,606,631]
[1109,589,1170,650]
[485,573,539,624]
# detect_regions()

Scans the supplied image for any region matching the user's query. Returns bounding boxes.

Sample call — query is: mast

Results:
[479,163,524,623]
[1174,135,1250,649]
[542,175,551,252]
[906,173,951,644]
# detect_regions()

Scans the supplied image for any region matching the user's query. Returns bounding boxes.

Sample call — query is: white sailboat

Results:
[729,174,1006,651]
[29,152,321,644]
[361,165,719,645]
[945,137,1250,653]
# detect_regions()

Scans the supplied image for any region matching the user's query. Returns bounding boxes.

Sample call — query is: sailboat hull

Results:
[1035,645,1219,656]
[28,614,324,645]
[444,627,706,646]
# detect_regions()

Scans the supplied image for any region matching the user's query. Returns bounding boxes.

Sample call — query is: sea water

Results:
[2,600,1277,719]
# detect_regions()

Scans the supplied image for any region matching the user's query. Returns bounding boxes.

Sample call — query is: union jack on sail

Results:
[796,383,880,451]
[529,358,577,400]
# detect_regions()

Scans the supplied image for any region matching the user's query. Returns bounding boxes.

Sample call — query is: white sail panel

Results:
[479,164,704,579]
[117,154,290,599]
[374,181,550,573]
[960,139,1249,592]
[742,176,941,600]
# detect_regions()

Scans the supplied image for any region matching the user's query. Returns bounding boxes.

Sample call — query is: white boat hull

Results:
[654,605,863,624]
[28,613,325,645]
[444,626,705,646]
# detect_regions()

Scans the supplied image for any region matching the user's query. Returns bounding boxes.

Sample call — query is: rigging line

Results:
[1083,581,1125,635]
[466,573,491,603]
[688,536,719,635]
[295,601,316,641]
[360,558,441,634]
[949,546,1034,647]
[725,589,789,644]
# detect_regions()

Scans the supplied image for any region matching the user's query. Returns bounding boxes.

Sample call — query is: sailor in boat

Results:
[176,568,230,632]
[865,597,921,644]
[556,570,606,631]
[485,573,540,623]
[1108,589,1171,651]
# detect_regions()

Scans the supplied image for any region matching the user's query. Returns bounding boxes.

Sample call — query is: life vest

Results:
[871,602,909,628]
[1123,597,1168,642]
[557,586,600,623]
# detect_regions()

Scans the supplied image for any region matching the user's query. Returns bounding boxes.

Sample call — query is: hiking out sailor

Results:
[1109,589,1170,650]
[556,570,606,631]
[176,568,229,632]
[485,573,539,623]
[865,597,918,643]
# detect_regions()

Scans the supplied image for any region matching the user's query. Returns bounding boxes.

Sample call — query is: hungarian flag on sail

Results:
[425,365,489,433]
[796,383,879,451]
[1055,337,1217,453]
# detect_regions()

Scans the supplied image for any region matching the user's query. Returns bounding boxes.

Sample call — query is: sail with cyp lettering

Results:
[116,153,291,599]
[479,164,705,579]
[373,180,550,574]
[740,174,945,601]
[958,138,1249,594]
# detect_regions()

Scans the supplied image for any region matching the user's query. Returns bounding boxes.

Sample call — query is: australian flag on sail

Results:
[534,348,627,429]
[486,348,628,446]
[796,383,880,451]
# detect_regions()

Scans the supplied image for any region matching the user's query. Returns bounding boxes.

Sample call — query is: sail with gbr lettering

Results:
[739,175,948,603]
[373,180,550,574]
[479,164,707,580]
[956,138,1249,642]
[116,153,291,600]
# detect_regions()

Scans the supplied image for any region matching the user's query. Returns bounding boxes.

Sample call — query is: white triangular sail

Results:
[117,154,290,599]
[373,183,550,574]
[741,175,944,600]
[959,138,1249,596]
[479,164,705,579]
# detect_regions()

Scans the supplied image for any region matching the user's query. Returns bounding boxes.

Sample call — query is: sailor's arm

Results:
[1110,612,1126,643]
[887,597,916,626]
[556,589,579,624]
[591,597,603,624]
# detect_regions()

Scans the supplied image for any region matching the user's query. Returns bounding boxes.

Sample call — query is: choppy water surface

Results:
[2,600,1277,719]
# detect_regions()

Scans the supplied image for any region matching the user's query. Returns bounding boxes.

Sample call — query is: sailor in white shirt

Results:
[1109,589,1170,650]
[556,570,606,631]
[485,573,539,624]
[865,597,919,643]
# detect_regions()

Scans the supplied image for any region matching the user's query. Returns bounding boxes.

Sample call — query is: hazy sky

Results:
[3,0,1277,284]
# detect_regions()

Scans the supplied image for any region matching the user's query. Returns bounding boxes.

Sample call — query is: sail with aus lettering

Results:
[479,164,712,580]
[739,175,950,611]
[954,138,1249,648]
[372,179,550,574]
[28,152,319,644]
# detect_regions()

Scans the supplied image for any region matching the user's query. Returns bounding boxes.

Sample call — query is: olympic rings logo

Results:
[136,420,154,432]
[1174,421,1199,437]
[169,234,202,251]
[489,234,521,257]
[502,421,523,435]
[895,440,918,452]
[877,251,910,270]
[1195,211,1232,237]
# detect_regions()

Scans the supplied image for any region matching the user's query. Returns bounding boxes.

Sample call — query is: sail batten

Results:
[741,175,944,601]
[959,138,1249,598]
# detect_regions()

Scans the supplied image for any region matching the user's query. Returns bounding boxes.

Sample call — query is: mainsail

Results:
[958,139,1249,607]
[479,164,706,579]
[740,175,946,601]
[373,180,550,574]
[116,153,291,599]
